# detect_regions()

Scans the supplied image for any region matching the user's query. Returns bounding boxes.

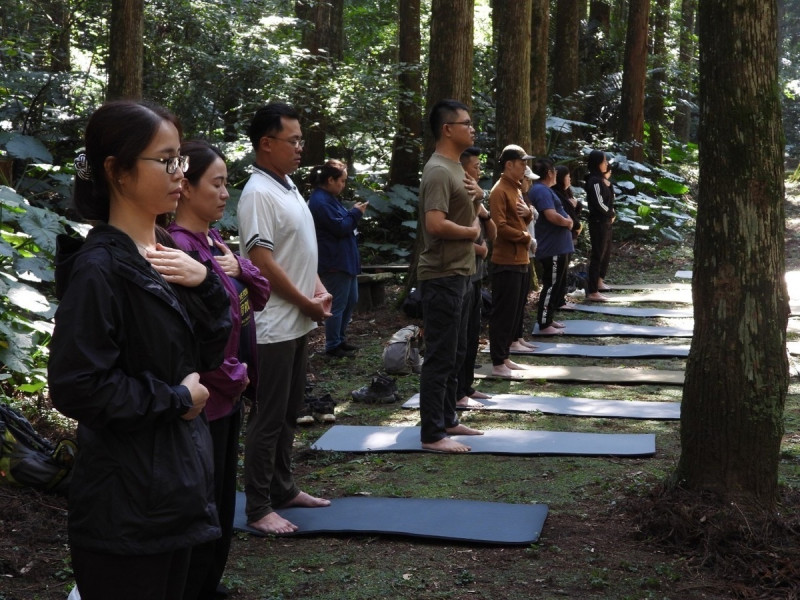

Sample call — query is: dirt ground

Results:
[2,189,800,600]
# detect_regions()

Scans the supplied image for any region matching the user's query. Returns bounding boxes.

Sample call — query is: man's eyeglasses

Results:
[267,136,306,149]
[445,120,473,127]
[138,155,190,174]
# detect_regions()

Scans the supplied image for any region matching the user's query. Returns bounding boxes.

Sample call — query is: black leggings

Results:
[537,254,569,328]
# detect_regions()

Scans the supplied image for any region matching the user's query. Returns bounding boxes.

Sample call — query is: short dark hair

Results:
[531,157,554,180]
[460,146,481,165]
[180,140,225,187]
[309,159,347,188]
[74,100,182,222]
[429,99,469,141]
[247,102,300,150]
[587,149,607,173]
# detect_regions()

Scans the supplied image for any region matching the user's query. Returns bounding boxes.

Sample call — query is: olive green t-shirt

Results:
[417,153,476,281]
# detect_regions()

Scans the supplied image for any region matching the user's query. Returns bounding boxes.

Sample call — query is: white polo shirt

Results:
[238,167,318,344]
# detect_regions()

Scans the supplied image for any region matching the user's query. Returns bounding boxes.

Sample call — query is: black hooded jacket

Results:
[583,171,616,222]
[48,224,231,555]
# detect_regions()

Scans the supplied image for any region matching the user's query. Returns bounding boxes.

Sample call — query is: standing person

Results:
[308,159,368,358]
[48,101,232,600]
[530,158,574,334]
[167,140,271,600]
[417,99,484,452]
[456,146,497,407]
[552,165,582,309]
[516,165,540,346]
[237,103,332,535]
[488,145,536,377]
[583,149,615,301]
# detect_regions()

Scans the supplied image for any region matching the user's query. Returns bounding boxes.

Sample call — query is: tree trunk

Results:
[617,0,649,161]
[530,0,549,156]
[295,0,344,167]
[678,0,788,509]
[581,0,610,88]
[495,0,532,176]
[46,0,71,72]
[388,0,422,187]
[644,0,669,163]
[107,0,143,100]
[552,0,580,117]
[673,0,697,142]
[424,0,474,160]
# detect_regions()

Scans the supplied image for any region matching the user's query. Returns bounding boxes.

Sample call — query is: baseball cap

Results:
[523,166,540,180]
[499,144,535,163]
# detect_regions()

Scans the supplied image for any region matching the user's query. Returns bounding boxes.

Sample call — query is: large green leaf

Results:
[14,256,54,283]
[5,134,53,163]
[656,177,690,195]
[0,324,34,374]
[18,205,63,255]
[5,280,56,318]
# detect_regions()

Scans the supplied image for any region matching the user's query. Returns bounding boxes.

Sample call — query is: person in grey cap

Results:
[488,144,536,377]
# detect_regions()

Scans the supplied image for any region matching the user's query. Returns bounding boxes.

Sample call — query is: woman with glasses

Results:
[166,140,271,600]
[48,101,232,600]
[307,159,367,358]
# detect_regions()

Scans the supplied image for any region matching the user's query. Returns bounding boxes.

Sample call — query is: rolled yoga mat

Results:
[232,491,549,545]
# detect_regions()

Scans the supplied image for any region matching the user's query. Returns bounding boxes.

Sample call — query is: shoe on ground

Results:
[351,374,400,404]
[339,341,358,351]
[311,394,336,424]
[325,344,356,358]
[296,402,315,426]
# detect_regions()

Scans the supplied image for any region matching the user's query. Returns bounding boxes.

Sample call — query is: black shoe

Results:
[351,374,400,404]
[311,394,336,423]
[339,341,359,351]
[326,345,356,358]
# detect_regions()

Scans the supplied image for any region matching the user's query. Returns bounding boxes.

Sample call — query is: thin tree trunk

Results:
[495,0,532,174]
[673,0,697,142]
[645,0,669,163]
[678,0,787,509]
[617,0,649,161]
[107,0,143,100]
[552,0,580,117]
[530,0,549,156]
[581,1,610,88]
[388,0,422,187]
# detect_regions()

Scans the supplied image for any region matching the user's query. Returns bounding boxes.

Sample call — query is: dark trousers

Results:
[183,406,242,600]
[489,268,529,365]
[537,254,569,328]
[588,219,613,293]
[419,275,469,443]
[515,267,533,339]
[244,337,306,522]
[457,280,482,398]
[72,546,191,600]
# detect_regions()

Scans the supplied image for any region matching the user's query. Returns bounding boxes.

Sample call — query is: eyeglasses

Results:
[138,155,189,174]
[445,120,473,128]
[267,136,306,149]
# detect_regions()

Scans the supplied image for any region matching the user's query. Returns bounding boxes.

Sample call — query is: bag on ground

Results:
[382,325,423,375]
[0,402,77,495]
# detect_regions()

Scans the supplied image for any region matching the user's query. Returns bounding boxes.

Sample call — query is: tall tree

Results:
[107,0,143,100]
[295,0,345,166]
[530,0,549,155]
[495,0,532,167]
[581,0,611,88]
[678,0,788,508]
[673,0,697,142]
[552,0,580,117]
[617,0,649,161]
[388,0,422,187]
[424,0,474,159]
[644,0,669,163]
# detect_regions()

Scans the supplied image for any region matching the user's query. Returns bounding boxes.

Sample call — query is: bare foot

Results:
[470,390,491,400]
[279,490,331,509]
[518,338,537,348]
[504,359,530,370]
[560,302,576,310]
[587,293,609,302]
[537,325,564,335]
[509,341,535,353]
[446,424,484,436]
[552,321,565,328]
[422,438,471,453]
[456,395,485,408]
[491,364,518,378]
[248,511,298,535]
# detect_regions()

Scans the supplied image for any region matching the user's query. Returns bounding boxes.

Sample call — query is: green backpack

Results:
[0,402,76,495]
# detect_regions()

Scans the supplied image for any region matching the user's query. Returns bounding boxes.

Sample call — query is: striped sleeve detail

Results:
[593,183,610,213]
[245,234,273,253]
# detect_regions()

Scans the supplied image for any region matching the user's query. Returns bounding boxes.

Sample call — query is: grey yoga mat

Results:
[472,363,685,385]
[310,425,656,456]
[402,393,680,420]
[489,342,690,358]
[532,319,693,337]
[232,491,549,545]
[564,304,693,318]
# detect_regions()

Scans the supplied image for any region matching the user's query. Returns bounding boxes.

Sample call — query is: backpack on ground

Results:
[0,402,77,495]
[382,325,423,375]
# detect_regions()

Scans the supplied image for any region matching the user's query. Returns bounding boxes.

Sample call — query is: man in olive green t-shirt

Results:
[416,99,485,453]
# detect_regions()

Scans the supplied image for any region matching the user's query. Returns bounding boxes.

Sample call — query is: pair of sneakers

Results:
[351,373,401,404]
[325,341,358,358]
[297,393,337,425]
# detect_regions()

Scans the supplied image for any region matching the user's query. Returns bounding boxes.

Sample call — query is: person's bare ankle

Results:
[248,511,298,535]
[422,438,471,453]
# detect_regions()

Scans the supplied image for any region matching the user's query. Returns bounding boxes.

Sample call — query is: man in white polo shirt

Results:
[238,103,332,535]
